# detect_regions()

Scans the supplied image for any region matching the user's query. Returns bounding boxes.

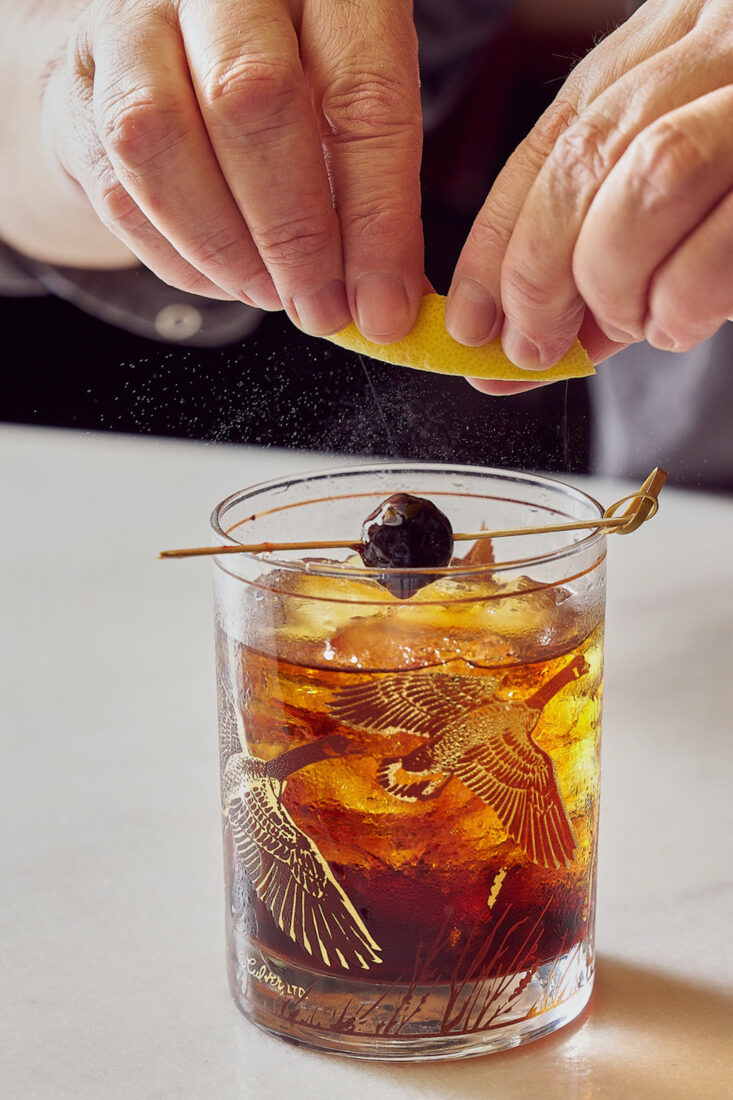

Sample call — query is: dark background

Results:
[1,23,595,474]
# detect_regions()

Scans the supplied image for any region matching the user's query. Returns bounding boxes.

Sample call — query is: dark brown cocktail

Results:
[212,464,605,1059]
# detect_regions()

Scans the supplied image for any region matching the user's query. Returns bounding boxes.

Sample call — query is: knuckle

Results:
[343,198,419,241]
[188,225,242,265]
[256,217,334,270]
[502,263,555,315]
[549,110,619,193]
[502,264,585,343]
[519,97,582,169]
[96,174,146,233]
[100,90,190,167]
[201,58,301,129]
[468,205,514,258]
[627,120,705,206]
[323,71,418,141]
[186,226,258,284]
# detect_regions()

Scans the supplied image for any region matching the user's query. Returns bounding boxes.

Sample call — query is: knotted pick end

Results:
[605,468,668,535]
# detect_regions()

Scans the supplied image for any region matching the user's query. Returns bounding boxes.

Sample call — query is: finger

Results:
[303,0,424,342]
[465,301,632,394]
[445,99,582,353]
[444,9,663,349]
[645,186,733,351]
[577,309,631,365]
[46,41,238,302]
[182,0,350,335]
[91,7,281,310]
[445,7,725,356]
[574,86,733,346]
[497,37,732,368]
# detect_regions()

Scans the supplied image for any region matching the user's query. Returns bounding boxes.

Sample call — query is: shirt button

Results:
[155,303,203,341]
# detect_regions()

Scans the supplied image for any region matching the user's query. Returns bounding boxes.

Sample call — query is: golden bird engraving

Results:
[222,735,382,972]
[332,655,588,869]
[216,654,246,782]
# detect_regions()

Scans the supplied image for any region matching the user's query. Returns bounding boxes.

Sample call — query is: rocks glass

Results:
[211,463,605,1060]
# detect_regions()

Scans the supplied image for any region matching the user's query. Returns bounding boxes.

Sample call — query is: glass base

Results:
[229,937,594,1061]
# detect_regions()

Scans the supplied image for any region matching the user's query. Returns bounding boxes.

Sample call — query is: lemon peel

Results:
[325,293,595,382]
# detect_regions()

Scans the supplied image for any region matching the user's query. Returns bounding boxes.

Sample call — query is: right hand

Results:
[42,0,425,339]
[445,0,732,395]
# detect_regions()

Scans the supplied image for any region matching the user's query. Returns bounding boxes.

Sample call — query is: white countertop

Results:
[1,425,732,1099]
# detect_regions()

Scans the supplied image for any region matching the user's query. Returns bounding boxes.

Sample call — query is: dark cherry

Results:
[358,493,454,598]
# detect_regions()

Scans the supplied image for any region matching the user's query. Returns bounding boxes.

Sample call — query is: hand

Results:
[444,0,733,394]
[41,0,424,339]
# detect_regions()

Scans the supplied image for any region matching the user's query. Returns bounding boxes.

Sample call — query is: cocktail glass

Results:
[211,463,605,1060]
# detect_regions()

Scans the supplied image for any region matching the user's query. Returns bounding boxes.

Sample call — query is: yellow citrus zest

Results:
[325,293,595,382]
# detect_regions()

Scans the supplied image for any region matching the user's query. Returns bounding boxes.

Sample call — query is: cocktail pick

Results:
[159,468,666,560]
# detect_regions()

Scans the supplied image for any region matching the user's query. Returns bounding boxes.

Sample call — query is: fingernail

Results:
[501,322,543,370]
[244,275,282,312]
[601,322,637,345]
[645,322,677,351]
[354,272,410,343]
[445,278,497,345]
[292,279,350,335]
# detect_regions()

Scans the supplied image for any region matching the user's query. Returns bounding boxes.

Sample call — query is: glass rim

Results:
[209,461,606,581]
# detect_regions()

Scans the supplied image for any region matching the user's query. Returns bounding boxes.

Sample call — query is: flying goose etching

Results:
[218,646,381,971]
[331,654,589,870]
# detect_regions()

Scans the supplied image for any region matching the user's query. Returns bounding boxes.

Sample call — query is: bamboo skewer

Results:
[159,468,667,561]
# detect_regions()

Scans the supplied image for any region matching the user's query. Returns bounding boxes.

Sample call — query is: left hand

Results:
[444,0,733,394]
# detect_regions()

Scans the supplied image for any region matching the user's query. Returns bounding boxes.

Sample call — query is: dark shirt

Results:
[0,239,260,347]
